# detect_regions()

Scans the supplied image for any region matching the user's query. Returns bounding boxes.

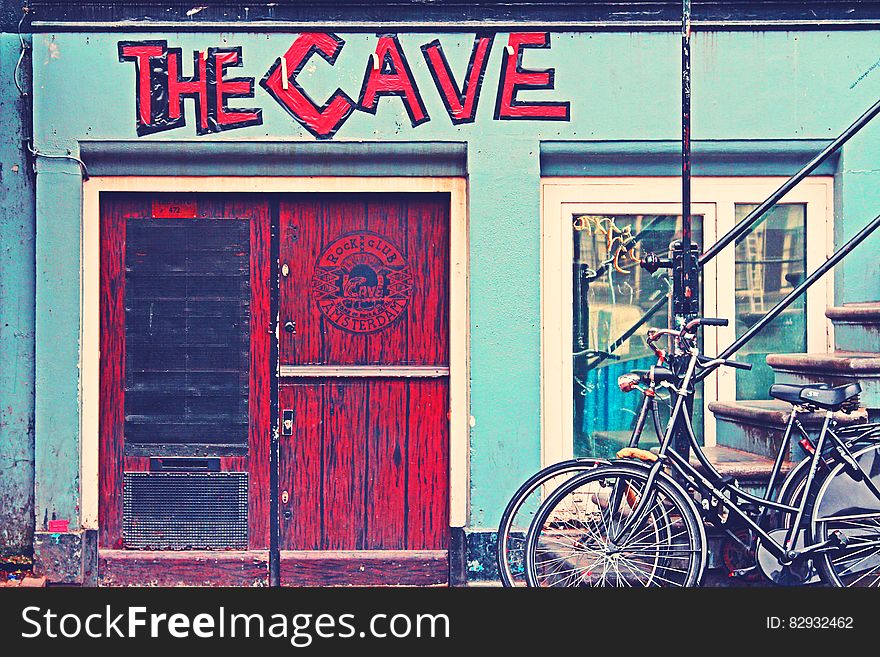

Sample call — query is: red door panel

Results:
[99,193,271,560]
[279,383,322,551]
[365,378,408,550]
[279,193,449,366]
[99,191,449,586]
[279,378,449,552]
[404,378,450,550]
[278,193,450,586]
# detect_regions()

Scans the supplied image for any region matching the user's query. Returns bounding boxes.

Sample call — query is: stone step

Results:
[709,399,867,460]
[685,445,792,490]
[596,427,792,494]
[767,351,880,419]
[826,301,880,353]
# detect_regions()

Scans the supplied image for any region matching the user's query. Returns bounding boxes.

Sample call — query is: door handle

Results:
[284,321,296,334]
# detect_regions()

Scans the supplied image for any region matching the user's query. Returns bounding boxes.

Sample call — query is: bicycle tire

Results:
[496,458,608,586]
[524,462,707,587]
[777,426,880,516]
[765,427,880,584]
[812,442,880,587]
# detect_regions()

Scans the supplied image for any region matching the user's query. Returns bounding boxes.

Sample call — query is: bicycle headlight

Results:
[617,373,641,393]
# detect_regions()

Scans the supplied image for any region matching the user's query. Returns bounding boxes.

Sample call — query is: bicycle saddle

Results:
[769,382,862,412]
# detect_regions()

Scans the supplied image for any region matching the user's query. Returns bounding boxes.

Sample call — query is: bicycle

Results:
[497,338,874,586]
[523,317,880,587]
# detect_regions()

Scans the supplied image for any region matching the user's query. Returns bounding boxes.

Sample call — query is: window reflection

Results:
[572,214,703,458]
[734,204,807,400]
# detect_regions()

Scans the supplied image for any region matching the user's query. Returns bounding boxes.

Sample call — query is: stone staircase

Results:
[708,301,878,478]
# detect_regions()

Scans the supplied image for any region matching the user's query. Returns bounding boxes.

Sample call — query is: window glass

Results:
[733,204,807,400]
[572,214,703,458]
[124,217,250,455]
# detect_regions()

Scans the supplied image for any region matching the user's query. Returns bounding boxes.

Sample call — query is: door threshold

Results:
[98,549,269,587]
[280,550,449,587]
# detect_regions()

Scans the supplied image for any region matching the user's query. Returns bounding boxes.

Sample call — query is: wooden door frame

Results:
[81,177,469,558]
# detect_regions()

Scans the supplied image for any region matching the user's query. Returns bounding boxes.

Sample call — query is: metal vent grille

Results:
[123,472,248,549]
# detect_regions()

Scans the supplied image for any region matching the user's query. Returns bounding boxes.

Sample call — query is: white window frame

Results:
[541,176,834,467]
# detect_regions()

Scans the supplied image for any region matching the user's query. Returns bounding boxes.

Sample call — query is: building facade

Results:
[1,0,879,585]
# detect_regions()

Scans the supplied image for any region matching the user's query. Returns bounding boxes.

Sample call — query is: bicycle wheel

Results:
[496,459,607,586]
[524,463,706,587]
[812,443,880,587]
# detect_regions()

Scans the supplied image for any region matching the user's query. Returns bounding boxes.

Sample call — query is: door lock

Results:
[284,321,296,334]
[281,263,290,277]
[282,409,294,435]
[281,489,289,504]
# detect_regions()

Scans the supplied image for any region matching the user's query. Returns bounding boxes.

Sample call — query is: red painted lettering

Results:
[119,40,262,136]
[494,32,570,121]
[208,47,263,131]
[357,34,429,128]
[118,42,165,130]
[167,49,209,132]
[421,35,494,125]
[260,33,356,140]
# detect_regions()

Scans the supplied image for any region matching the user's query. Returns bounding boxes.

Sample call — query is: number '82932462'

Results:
[767,617,854,629]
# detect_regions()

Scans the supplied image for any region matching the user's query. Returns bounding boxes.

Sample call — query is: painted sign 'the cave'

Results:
[118,32,571,139]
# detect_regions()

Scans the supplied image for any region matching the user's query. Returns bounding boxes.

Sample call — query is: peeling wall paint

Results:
[0,33,35,556]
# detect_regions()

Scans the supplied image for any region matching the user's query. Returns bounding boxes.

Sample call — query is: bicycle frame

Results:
[617,344,880,563]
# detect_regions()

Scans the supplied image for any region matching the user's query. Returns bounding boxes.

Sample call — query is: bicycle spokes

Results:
[813,443,880,587]
[526,466,705,587]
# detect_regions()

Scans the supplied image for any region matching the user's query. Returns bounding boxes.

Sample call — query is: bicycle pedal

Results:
[729,566,759,579]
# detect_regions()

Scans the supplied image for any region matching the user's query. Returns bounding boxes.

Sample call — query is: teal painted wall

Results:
[0,33,35,554]
[30,30,880,531]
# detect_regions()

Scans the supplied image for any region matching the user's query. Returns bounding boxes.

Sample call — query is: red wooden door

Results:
[277,193,450,586]
[98,194,271,586]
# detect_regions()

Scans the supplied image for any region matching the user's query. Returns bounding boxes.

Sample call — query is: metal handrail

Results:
[708,212,880,368]
[584,97,880,370]
[700,96,880,266]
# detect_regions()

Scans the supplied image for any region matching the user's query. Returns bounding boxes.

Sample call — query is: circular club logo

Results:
[311,232,413,334]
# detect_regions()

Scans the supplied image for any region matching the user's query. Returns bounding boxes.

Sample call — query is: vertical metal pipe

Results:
[672,0,695,464]
[679,0,693,324]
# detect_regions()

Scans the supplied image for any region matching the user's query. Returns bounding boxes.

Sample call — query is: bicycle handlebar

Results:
[684,316,728,331]
[645,318,740,367]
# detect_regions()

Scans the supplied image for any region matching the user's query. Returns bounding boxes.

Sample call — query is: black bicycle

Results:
[523,317,880,587]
